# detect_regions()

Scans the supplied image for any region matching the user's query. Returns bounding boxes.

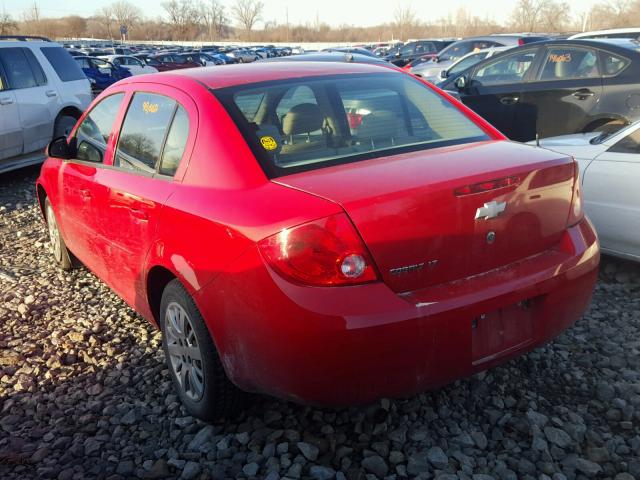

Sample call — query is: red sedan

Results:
[37,62,599,420]
[147,53,201,71]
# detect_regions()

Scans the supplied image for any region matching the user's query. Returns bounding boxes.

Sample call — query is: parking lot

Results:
[0,165,639,479]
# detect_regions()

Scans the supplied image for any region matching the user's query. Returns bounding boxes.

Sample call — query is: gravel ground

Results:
[1,165,639,480]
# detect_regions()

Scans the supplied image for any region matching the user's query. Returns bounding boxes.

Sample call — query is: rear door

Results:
[94,87,196,307]
[0,47,59,154]
[460,47,541,140]
[583,127,640,258]
[0,60,21,161]
[519,45,603,140]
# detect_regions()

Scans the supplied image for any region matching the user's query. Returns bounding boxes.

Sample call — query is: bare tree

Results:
[163,0,201,40]
[22,1,41,22]
[110,0,142,35]
[0,12,17,34]
[393,3,416,41]
[200,0,227,41]
[232,0,263,39]
[64,16,87,38]
[510,0,570,32]
[97,6,116,40]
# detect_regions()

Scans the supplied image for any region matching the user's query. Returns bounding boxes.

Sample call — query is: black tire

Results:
[588,119,626,134]
[160,279,242,421]
[44,198,72,270]
[53,114,78,138]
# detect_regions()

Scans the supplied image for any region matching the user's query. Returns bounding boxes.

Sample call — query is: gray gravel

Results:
[1,166,639,480]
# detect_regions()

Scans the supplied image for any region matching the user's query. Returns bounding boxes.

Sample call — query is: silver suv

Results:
[0,36,91,173]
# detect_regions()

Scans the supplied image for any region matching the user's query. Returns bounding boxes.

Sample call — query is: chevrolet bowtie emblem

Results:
[475,201,506,220]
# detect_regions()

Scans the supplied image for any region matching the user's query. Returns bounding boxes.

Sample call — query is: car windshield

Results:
[214,73,489,176]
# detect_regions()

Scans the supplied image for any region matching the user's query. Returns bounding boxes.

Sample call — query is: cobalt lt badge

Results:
[486,231,496,244]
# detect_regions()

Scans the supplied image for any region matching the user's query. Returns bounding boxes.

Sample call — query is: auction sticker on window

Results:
[260,136,278,151]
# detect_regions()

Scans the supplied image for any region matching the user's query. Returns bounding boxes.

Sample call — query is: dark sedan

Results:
[439,39,640,141]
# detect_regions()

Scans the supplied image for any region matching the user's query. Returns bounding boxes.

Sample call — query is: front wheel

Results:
[45,198,72,270]
[160,279,242,421]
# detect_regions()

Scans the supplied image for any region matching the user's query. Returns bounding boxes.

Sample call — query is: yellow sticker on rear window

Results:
[260,136,278,151]
[143,101,159,114]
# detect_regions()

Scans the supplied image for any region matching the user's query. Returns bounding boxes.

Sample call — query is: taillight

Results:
[258,213,379,286]
[518,38,525,46]
[567,161,584,226]
[346,112,363,129]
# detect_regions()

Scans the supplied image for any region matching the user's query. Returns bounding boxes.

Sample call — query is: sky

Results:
[1,0,601,27]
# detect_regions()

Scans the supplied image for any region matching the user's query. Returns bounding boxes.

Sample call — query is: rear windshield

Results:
[214,73,489,177]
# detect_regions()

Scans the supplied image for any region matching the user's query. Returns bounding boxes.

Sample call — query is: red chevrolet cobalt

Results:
[37,62,599,420]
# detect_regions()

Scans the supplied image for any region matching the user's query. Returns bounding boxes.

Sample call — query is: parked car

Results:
[261,51,392,66]
[226,48,258,63]
[439,38,640,142]
[146,53,201,71]
[0,36,91,173]
[323,47,378,58]
[180,52,224,67]
[99,55,159,76]
[74,56,131,94]
[385,39,455,67]
[410,34,550,78]
[531,122,640,261]
[569,28,640,40]
[37,61,598,419]
[431,46,513,85]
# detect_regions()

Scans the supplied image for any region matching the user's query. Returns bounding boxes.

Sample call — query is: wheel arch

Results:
[55,104,83,121]
[146,265,178,328]
[582,114,629,133]
[36,183,48,221]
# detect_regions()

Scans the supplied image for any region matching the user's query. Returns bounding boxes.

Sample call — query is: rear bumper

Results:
[195,218,599,405]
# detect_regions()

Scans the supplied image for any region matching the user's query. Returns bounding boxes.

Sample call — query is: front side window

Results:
[474,50,537,86]
[41,47,85,81]
[216,73,489,176]
[539,48,600,80]
[115,93,178,174]
[449,51,488,77]
[75,93,125,162]
[609,129,640,154]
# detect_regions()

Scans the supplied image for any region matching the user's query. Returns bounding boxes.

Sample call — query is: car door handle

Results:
[45,90,58,97]
[129,208,149,221]
[0,97,14,105]
[572,89,595,99]
[499,96,519,105]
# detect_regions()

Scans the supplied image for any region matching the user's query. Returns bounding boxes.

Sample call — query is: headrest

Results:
[282,103,324,136]
[357,111,398,140]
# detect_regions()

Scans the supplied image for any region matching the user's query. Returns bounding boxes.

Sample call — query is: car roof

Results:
[118,61,397,90]
[524,38,640,52]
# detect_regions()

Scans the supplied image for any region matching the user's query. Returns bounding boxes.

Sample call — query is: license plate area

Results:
[472,299,535,365]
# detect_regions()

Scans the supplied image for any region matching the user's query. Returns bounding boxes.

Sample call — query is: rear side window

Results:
[159,106,189,176]
[40,47,86,82]
[601,51,629,76]
[0,47,46,89]
[216,73,489,176]
[115,92,187,175]
[539,48,600,80]
[75,93,125,163]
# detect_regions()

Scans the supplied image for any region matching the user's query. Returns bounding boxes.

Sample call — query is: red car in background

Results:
[37,62,599,420]
[146,52,201,71]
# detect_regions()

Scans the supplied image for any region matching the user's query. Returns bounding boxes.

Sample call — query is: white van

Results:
[0,36,91,173]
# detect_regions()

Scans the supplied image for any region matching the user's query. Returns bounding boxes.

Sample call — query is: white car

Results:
[0,36,91,173]
[99,55,158,75]
[569,28,640,40]
[532,123,640,261]
[434,46,513,85]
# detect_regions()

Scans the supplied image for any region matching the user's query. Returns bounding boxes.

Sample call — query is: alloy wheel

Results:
[164,302,205,401]
[46,204,62,262]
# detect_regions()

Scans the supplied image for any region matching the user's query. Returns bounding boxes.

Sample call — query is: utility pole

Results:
[286,5,289,42]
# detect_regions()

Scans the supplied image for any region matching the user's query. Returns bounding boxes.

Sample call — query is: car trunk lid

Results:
[274,141,576,293]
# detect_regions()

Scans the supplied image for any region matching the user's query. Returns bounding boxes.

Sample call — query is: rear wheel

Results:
[45,198,72,270]
[53,114,78,138]
[587,119,626,134]
[160,279,242,421]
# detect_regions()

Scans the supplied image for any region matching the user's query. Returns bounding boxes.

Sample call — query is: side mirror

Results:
[454,75,467,91]
[47,136,76,159]
[440,69,449,79]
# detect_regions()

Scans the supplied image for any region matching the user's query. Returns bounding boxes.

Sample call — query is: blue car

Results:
[74,56,131,94]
